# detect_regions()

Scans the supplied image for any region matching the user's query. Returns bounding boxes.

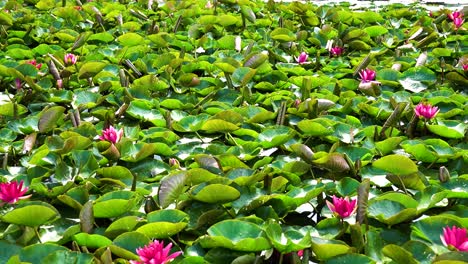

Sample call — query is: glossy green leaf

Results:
[158,172,188,208]
[192,183,240,204]
[373,154,418,175]
[117,32,145,46]
[78,62,107,79]
[73,233,112,248]
[1,202,60,227]
[198,220,271,251]
[38,106,65,133]
[310,237,351,261]
[136,222,188,239]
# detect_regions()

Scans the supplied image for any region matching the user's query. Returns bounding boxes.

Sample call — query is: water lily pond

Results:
[0,0,467,263]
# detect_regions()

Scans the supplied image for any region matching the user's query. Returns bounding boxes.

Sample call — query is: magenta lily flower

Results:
[99,126,124,144]
[414,102,439,120]
[64,53,78,65]
[329,46,344,56]
[359,68,376,83]
[448,11,462,21]
[463,64,468,71]
[454,17,465,29]
[27,59,42,70]
[296,52,308,64]
[326,195,357,218]
[441,226,468,252]
[130,240,182,264]
[0,180,31,206]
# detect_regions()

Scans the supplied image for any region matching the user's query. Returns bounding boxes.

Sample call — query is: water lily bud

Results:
[296,52,308,64]
[235,36,242,52]
[415,51,428,66]
[439,166,450,183]
[391,63,402,71]
[169,158,180,169]
[57,79,63,89]
[144,196,159,213]
[294,99,301,108]
[15,78,22,90]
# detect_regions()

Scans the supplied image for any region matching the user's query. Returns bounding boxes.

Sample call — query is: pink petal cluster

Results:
[441,226,468,252]
[414,102,439,119]
[463,64,468,71]
[296,52,308,64]
[131,240,182,264]
[448,11,462,21]
[27,59,42,70]
[359,68,376,83]
[329,46,344,56]
[326,195,357,219]
[64,53,78,65]
[99,126,124,144]
[0,180,31,206]
[448,11,465,30]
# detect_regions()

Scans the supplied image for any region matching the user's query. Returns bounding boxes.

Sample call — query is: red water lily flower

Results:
[99,126,124,144]
[130,240,182,264]
[0,180,31,206]
[326,195,357,219]
[441,226,468,252]
[414,102,439,120]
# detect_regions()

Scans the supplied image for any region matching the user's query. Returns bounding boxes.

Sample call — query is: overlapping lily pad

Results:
[0,0,467,263]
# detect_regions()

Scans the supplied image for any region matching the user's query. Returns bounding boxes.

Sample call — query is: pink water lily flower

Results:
[454,17,465,30]
[441,226,468,252]
[0,180,31,206]
[448,11,462,21]
[99,126,124,144]
[414,102,439,120]
[359,68,376,83]
[329,46,344,56]
[27,59,42,70]
[130,240,182,264]
[64,53,78,65]
[326,195,357,218]
[296,52,308,64]
[463,64,468,71]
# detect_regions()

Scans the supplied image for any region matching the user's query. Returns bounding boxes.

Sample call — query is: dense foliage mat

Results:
[0,0,467,263]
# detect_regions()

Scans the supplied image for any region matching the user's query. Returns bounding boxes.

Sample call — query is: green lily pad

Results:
[265,221,311,253]
[72,233,112,248]
[198,220,271,251]
[373,154,418,175]
[136,222,188,239]
[192,183,241,204]
[427,120,466,139]
[1,202,60,227]
[310,237,351,261]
